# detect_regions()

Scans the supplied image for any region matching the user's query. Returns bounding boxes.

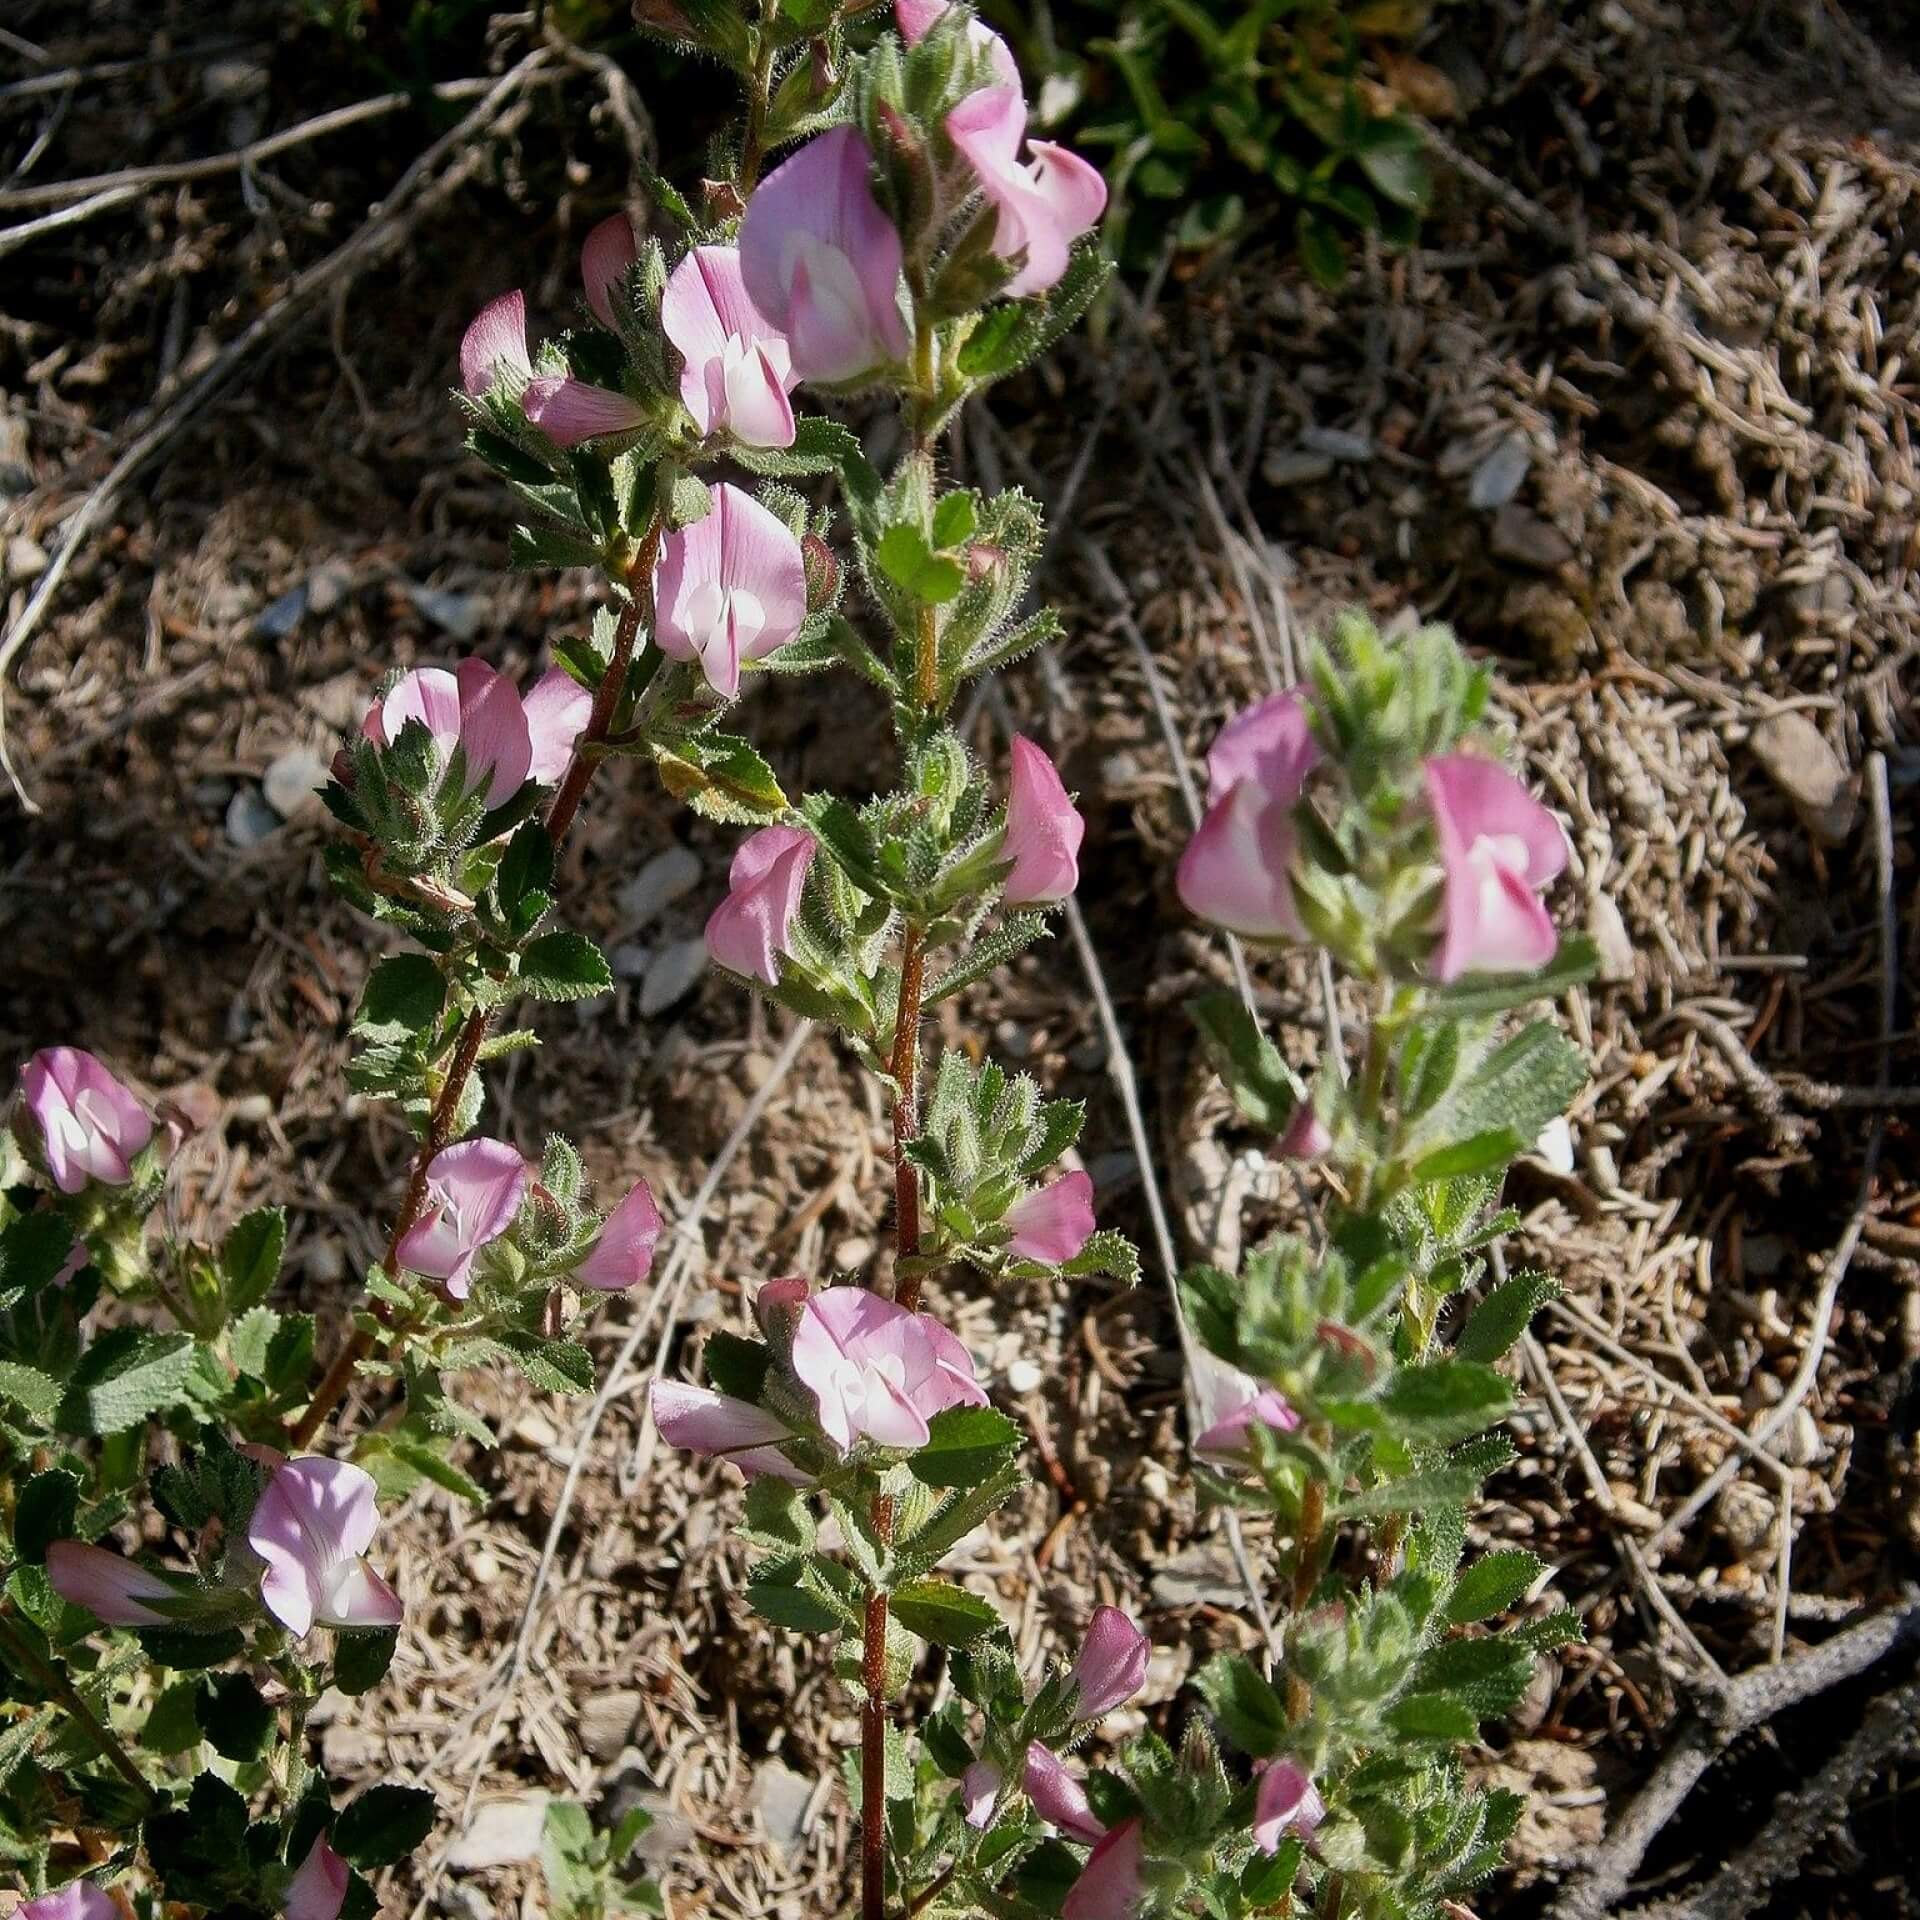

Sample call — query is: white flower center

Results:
[683,579,766,663]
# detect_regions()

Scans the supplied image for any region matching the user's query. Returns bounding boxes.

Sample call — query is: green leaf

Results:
[519,931,613,1002]
[1428,936,1599,1016]
[57,1328,197,1436]
[740,1474,815,1556]
[1411,1637,1533,1719]
[1507,1606,1583,1654]
[1298,208,1348,288]
[703,1331,771,1405]
[1411,1130,1523,1183]
[0,1360,60,1425]
[1189,992,1303,1133]
[221,1206,287,1314]
[355,955,447,1041]
[1353,117,1431,211]
[138,1625,247,1670]
[14,1469,80,1562]
[875,524,965,604]
[889,1578,1002,1647]
[1,1211,79,1301]
[141,1681,203,1756]
[333,1627,400,1696]
[1385,1691,1480,1742]
[1338,1465,1490,1518]
[654,732,789,824]
[1456,1271,1560,1365]
[747,1559,852,1633]
[541,1800,600,1918]
[1375,1360,1512,1446]
[908,1405,1022,1489]
[386,1436,487,1505]
[1446,1550,1546,1625]
[1194,1653,1288,1758]
[335,1784,438,1868]
[497,1332,594,1396]
[195,1671,276,1762]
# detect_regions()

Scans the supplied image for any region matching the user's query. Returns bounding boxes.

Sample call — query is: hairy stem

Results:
[737,34,777,194]
[1293,1474,1327,1612]
[0,1609,155,1807]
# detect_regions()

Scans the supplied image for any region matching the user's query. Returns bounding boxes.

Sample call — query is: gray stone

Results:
[307,560,354,616]
[640,937,707,1015]
[1149,1544,1248,1609]
[610,941,654,981]
[1469,434,1531,510]
[752,1760,816,1857]
[1300,424,1374,462]
[1490,506,1574,572]
[253,585,307,642]
[618,844,702,928]
[579,1689,643,1761]
[1588,892,1635,983]
[5,535,47,582]
[404,582,485,642]
[225,787,281,848]
[446,1794,549,1870]
[1750,712,1856,845]
[262,747,330,820]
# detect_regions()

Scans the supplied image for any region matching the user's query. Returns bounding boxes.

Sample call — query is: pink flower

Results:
[460,290,531,396]
[522,375,649,448]
[19,1048,152,1194]
[789,1288,988,1454]
[1177,690,1322,940]
[1063,1819,1147,1920]
[705,826,815,985]
[1424,755,1568,981]
[1276,1102,1331,1161]
[1023,1743,1106,1844]
[582,212,639,330]
[960,1759,1002,1829]
[650,1380,802,1482]
[895,0,1021,88]
[46,1541,178,1626]
[662,246,798,448]
[20,1883,118,1920]
[573,1177,662,1292]
[246,1456,403,1639]
[361,661,534,810]
[394,1138,528,1300]
[1004,1171,1095,1266]
[654,483,809,698]
[945,88,1106,298]
[738,127,910,384]
[1252,1760,1326,1854]
[1001,736,1084,905]
[522,668,594,785]
[1192,1352,1301,1462]
[1070,1606,1149,1720]
[285,1835,350,1920]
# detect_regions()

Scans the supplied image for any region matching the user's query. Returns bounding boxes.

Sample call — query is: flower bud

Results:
[960,1759,1001,1829]
[802,531,842,612]
[1069,1606,1149,1720]
[46,1541,181,1626]
[572,1177,663,1292]
[1001,736,1084,906]
[1062,1819,1146,1920]
[1003,1170,1094,1265]
[1252,1760,1326,1854]
[286,1835,350,1920]
[1023,1743,1106,1843]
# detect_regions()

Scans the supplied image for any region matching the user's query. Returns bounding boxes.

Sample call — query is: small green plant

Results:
[983,0,1437,282]
[540,1801,663,1920]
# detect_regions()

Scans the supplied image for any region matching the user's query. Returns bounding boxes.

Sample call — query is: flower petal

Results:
[1023,1743,1106,1844]
[522,668,594,785]
[460,290,530,396]
[573,1178,663,1291]
[1004,1170,1095,1265]
[286,1835,351,1920]
[522,375,649,448]
[581,212,639,330]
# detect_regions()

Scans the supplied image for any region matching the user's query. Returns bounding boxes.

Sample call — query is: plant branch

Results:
[0,1609,156,1807]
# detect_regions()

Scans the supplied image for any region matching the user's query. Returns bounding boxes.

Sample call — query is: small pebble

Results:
[446,1794,548,1871]
[1006,1359,1044,1394]
[610,942,654,981]
[640,937,707,1015]
[224,786,282,848]
[5,535,47,582]
[1469,433,1531,510]
[834,1237,875,1272]
[253,584,307,642]
[404,581,485,642]
[1262,448,1336,487]
[307,560,354,616]
[619,843,703,928]
[262,747,330,820]
[1490,505,1575,571]
[1750,712,1856,846]
[1300,424,1374,462]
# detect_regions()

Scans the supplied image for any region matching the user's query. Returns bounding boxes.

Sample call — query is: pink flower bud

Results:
[1276,1102,1331,1161]
[246,1456,403,1639]
[1252,1759,1326,1854]
[46,1541,178,1626]
[521,375,650,448]
[1001,736,1085,906]
[738,128,910,384]
[961,1759,1002,1828]
[581,212,639,331]
[945,87,1107,298]
[285,1835,350,1920]
[654,483,810,698]
[705,826,816,985]
[662,246,798,449]
[1070,1606,1149,1720]
[1003,1170,1094,1266]
[1177,690,1322,940]
[572,1177,662,1292]
[789,1289,987,1454]
[19,1048,152,1195]
[1063,1819,1147,1920]
[1023,1743,1106,1844]
[1423,754,1568,981]
[20,1882,118,1920]
[521,668,594,786]
[361,661,535,810]
[1192,1350,1301,1462]
[460,290,531,397]
[894,0,1021,88]
[650,1379,803,1482]
[754,1274,812,1345]
[394,1138,528,1300]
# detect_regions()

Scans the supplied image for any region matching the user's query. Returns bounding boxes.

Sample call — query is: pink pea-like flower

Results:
[1023,1743,1106,1844]
[394,1137,528,1300]
[1424,754,1568,981]
[649,1380,803,1482]
[521,375,649,448]
[705,826,816,987]
[654,483,810,698]
[1276,1101,1331,1161]
[945,87,1107,298]
[581,212,640,331]
[46,1541,178,1627]
[789,1288,987,1454]
[1192,1350,1301,1462]
[1003,1170,1094,1266]
[19,1048,152,1195]
[246,1456,403,1639]
[894,0,1021,88]
[521,668,595,786]
[1070,1605,1149,1720]
[1063,1818,1147,1920]
[1252,1759,1326,1854]
[20,1882,117,1920]
[572,1177,663,1292]
[1001,735,1085,906]
[361,661,534,810]
[285,1834,350,1920]
[960,1758,1002,1829]
[460,290,531,397]
[1177,689,1322,941]
[738,127,910,384]
[662,245,798,449]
